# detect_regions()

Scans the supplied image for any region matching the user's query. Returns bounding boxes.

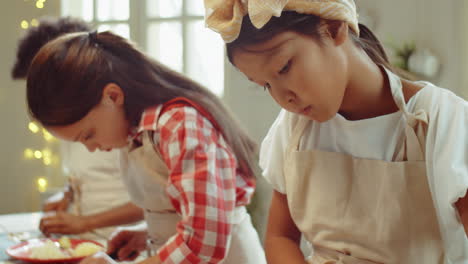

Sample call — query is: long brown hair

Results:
[27,31,257,177]
[226,11,394,72]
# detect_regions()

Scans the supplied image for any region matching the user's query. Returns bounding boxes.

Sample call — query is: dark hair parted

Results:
[26,31,258,177]
[12,16,91,79]
[227,11,394,72]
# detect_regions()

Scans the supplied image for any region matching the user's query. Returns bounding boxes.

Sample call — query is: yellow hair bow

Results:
[204,0,359,43]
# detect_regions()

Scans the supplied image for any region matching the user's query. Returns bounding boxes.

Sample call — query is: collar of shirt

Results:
[127,105,163,143]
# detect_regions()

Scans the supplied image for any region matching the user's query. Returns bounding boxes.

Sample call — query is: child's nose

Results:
[286,90,297,105]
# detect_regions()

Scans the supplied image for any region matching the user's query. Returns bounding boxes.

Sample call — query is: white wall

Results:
[458,0,468,99]
[355,0,466,98]
[0,0,62,213]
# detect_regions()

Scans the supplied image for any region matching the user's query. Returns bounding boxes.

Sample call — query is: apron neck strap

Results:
[386,68,428,161]
[286,68,427,161]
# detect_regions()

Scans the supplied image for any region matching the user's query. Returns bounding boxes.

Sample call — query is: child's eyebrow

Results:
[247,38,293,55]
[255,38,293,70]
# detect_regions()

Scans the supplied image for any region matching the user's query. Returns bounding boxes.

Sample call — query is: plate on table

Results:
[6,238,104,263]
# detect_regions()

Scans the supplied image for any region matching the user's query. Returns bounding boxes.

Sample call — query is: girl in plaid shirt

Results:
[26,31,266,264]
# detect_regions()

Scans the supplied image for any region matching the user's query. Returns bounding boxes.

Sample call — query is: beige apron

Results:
[121,131,266,263]
[283,70,445,264]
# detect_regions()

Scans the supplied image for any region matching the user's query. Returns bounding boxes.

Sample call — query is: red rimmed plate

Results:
[6,238,104,263]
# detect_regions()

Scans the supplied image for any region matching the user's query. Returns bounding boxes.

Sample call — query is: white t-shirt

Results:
[61,142,131,238]
[260,82,468,262]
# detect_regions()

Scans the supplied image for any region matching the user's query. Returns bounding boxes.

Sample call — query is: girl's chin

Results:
[307,112,336,123]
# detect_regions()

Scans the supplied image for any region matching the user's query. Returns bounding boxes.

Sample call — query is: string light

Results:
[42,128,55,141]
[22,0,57,195]
[42,148,52,166]
[24,149,34,159]
[34,150,43,159]
[36,1,44,9]
[37,177,48,193]
[30,18,39,27]
[28,122,39,133]
[20,20,29,29]
[43,156,52,165]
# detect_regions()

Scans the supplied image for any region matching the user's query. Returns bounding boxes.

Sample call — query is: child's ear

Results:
[323,20,349,46]
[101,83,125,106]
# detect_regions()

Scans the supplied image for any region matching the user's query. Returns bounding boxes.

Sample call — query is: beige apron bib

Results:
[283,70,445,264]
[121,130,266,263]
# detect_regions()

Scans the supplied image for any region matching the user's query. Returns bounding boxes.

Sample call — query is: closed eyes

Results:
[279,60,292,74]
[84,132,94,141]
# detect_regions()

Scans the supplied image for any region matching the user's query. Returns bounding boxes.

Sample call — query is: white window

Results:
[61,0,224,96]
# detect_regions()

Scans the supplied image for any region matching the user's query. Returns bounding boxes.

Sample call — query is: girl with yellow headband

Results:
[206,0,468,263]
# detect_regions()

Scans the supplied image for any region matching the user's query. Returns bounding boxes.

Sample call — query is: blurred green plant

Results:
[386,40,416,71]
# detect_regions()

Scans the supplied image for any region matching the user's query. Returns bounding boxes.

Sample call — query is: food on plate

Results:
[58,236,72,249]
[26,237,104,260]
[72,242,104,257]
[29,240,68,259]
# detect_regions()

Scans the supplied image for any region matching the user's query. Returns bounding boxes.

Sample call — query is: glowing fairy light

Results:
[42,128,54,141]
[36,1,44,8]
[37,177,48,192]
[21,20,29,29]
[24,149,34,159]
[34,150,43,159]
[28,122,39,133]
[30,18,39,27]
[42,149,52,165]
[43,156,52,166]
[42,148,51,157]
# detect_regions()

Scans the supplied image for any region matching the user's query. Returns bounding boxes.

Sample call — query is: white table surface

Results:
[0,212,41,234]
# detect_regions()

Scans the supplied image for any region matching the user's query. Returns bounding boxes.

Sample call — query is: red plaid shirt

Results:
[130,99,255,264]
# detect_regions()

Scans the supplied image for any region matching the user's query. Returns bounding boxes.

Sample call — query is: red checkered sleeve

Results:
[152,106,242,264]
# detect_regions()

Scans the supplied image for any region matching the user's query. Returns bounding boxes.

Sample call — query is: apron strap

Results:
[387,69,428,161]
[286,115,311,156]
[286,69,428,162]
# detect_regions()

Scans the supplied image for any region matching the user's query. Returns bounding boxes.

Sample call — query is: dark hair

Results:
[11,16,91,79]
[26,31,257,177]
[227,11,394,72]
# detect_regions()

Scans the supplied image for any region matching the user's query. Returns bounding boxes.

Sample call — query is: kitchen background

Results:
[1,0,467,238]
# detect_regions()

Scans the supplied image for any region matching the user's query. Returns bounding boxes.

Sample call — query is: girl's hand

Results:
[39,211,90,235]
[456,193,468,235]
[107,228,147,261]
[42,191,70,212]
[79,251,117,264]
[137,255,161,264]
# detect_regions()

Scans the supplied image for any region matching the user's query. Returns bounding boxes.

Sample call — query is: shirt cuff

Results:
[157,234,203,264]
